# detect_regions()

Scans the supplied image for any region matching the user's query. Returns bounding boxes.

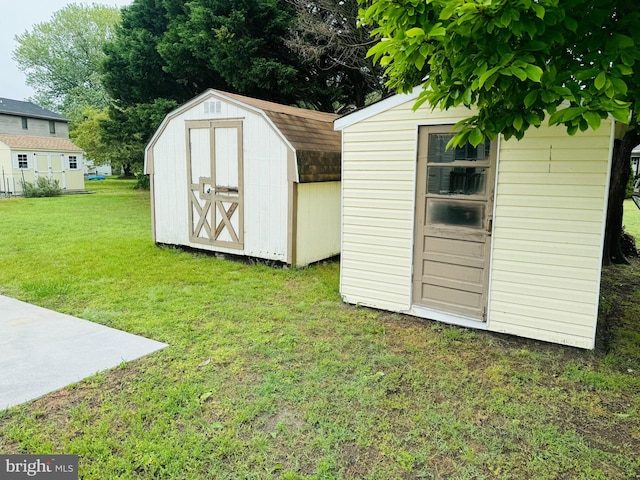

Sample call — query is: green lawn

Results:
[0,179,638,479]
[624,198,640,239]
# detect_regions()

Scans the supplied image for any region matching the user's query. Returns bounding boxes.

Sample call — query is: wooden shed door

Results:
[413,126,496,321]
[187,120,244,249]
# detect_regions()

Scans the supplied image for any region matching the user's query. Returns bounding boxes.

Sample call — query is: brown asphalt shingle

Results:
[0,134,82,152]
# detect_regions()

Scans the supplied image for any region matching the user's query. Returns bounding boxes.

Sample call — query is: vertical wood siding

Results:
[151,95,289,261]
[488,122,612,348]
[295,181,341,266]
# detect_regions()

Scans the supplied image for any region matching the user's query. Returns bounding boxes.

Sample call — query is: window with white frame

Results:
[49,121,56,134]
[68,155,78,169]
[21,117,28,129]
[17,154,28,169]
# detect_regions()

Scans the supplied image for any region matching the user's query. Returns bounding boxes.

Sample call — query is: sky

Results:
[1,0,133,102]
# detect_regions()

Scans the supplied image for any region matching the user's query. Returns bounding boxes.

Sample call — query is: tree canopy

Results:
[102,0,350,110]
[99,0,386,174]
[13,3,121,120]
[363,0,639,146]
[286,0,386,108]
[361,0,640,263]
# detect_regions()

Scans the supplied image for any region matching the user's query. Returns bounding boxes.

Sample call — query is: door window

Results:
[427,166,488,195]
[426,199,485,228]
[425,132,492,228]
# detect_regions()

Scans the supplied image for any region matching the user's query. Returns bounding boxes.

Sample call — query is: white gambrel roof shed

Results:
[335,88,623,349]
[145,89,341,266]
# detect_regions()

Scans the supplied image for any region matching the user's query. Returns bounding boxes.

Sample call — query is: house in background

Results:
[84,160,113,177]
[0,97,85,194]
[335,88,622,349]
[145,89,341,267]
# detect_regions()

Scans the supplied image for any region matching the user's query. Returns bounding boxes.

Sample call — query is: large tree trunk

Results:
[122,162,134,177]
[603,129,640,265]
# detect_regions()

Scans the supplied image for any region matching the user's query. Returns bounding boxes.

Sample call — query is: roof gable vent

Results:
[203,100,221,115]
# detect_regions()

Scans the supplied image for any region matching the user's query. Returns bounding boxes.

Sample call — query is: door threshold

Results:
[410,305,489,330]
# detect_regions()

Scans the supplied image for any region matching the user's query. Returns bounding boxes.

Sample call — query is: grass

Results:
[624,198,640,239]
[0,178,638,479]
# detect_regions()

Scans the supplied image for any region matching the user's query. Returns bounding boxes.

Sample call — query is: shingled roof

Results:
[216,90,341,182]
[0,98,67,122]
[0,134,82,152]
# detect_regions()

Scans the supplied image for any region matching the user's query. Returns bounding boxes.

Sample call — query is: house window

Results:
[21,117,28,129]
[18,154,28,169]
[49,121,56,134]
[68,156,78,169]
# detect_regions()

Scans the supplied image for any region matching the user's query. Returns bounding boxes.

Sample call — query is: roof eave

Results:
[334,86,423,131]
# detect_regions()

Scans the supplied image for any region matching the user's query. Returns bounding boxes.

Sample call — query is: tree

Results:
[102,0,345,109]
[13,3,121,120]
[100,0,367,174]
[159,0,324,107]
[71,106,130,173]
[100,99,178,176]
[361,0,640,264]
[101,0,195,107]
[285,0,386,108]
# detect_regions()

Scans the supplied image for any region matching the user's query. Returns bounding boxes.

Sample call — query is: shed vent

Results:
[204,101,222,114]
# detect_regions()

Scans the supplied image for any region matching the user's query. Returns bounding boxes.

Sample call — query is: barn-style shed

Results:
[334,88,622,349]
[145,89,341,266]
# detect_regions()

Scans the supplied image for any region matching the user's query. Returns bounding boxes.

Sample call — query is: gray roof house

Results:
[0,98,85,193]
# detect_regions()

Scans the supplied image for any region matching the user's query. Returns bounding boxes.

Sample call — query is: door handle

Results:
[486,218,493,234]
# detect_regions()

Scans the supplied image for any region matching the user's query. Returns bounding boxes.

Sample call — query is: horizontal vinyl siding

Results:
[340,101,474,312]
[488,121,612,349]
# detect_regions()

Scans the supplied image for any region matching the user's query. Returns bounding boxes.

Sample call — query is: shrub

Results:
[133,173,150,190]
[22,177,63,198]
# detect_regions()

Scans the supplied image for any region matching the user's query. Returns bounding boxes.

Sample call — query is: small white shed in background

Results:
[145,89,341,266]
[335,88,623,349]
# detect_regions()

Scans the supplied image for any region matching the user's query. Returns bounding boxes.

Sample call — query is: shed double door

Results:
[34,154,65,188]
[186,120,244,249]
[413,126,496,321]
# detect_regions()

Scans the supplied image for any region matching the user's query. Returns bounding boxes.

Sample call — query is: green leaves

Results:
[363,0,640,146]
[405,27,424,38]
[524,64,543,82]
[524,90,538,108]
[13,4,121,117]
[468,127,484,146]
[548,106,587,126]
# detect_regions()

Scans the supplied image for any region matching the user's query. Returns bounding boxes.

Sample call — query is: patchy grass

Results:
[0,178,638,479]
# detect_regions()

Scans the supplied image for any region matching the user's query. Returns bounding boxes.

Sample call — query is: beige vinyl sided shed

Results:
[334,88,623,349]
[145,89,341,266]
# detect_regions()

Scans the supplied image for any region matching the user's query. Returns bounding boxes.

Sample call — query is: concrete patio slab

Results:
[0,295,168,411]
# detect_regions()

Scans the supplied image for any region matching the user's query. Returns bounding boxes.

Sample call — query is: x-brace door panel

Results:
[187,120,244,249]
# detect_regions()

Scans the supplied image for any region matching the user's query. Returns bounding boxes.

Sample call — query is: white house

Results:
[0,97,84,194]
[334,89,621,349]
[145,89,342,267]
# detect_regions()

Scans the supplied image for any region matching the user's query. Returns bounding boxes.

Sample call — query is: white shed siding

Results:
[152,121,187,245]
[151,95,289,260]
[488,122,612,348]
[295,181,341,266]
[340,99,474,312]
